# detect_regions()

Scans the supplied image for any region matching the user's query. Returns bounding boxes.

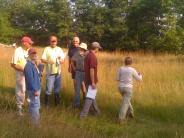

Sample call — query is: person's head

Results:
[73,36,80,47]
[124,57,133,66]
[28,48,37,61]
[50,35,58,48]
[90,42,101,54]
[21,36,33,50]
[78,43,88,55]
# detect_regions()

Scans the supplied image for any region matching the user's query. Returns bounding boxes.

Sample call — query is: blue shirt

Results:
[24,61,41,94]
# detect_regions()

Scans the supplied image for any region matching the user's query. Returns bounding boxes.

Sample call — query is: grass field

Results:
[0,46,184,138]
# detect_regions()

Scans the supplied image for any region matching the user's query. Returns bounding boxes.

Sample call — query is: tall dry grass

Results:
[0,46,184,138]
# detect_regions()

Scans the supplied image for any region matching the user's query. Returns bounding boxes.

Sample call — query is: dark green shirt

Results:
[71,52,85,71]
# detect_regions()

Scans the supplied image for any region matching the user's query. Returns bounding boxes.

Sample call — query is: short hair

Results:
[124,57,132,65]
[73,36,80,42]
[50,35,57,41]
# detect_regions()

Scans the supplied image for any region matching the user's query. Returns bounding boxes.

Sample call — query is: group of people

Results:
[10,35,142,126]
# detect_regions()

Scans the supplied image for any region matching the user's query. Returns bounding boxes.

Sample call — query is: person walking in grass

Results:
[117,57,142,124]
[80,42,101,118]
[11,36,33,116]
[68,37,86,101]
[41,36,65,108]
[24,48,41,127]
[71,43,88,108]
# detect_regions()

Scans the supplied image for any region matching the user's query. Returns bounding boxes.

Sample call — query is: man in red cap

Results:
[24,48,41,127]
[11,36,33,116]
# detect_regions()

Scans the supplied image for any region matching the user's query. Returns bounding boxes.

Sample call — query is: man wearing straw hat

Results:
[71,43,88,108]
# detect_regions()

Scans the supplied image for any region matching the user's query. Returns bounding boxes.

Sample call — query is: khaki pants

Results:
[119,87,133,120]
[15,71,26,110]
[80,98,100,118]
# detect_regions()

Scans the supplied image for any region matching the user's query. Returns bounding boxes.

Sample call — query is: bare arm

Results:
[41,59,54,65]
[71,60,76,71]
[90,68,96,89]
[68,58,72,72]
[11,63,24,72]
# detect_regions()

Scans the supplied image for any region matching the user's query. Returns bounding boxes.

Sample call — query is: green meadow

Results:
[0,47,184,138]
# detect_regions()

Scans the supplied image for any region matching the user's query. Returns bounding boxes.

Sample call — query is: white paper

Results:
[86,85,97,99]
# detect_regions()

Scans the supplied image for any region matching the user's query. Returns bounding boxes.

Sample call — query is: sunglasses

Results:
[51,40,57,43]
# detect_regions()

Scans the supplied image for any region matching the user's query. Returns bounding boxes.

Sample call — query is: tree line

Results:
[0,0,184,52]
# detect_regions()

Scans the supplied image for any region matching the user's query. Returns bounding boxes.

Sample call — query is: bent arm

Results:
[11,63,24,72]
[41,59,54,64]
[133,69,142,81]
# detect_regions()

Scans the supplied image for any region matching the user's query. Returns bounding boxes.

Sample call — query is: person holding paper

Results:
[117,57,142,124]
[80,42,102,118]
[41,36,65,108]
[71,43,88,108]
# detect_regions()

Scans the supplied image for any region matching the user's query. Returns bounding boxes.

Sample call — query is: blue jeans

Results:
[46,74,61,96]
[74,71,85,107]
[27,90,40,126]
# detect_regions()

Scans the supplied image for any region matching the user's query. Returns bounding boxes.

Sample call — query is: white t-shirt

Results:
[11,47,28,69]
[42,46,65,74]
[117,66,142,88]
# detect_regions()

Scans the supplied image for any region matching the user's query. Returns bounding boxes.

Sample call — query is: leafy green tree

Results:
[0,11,23,43]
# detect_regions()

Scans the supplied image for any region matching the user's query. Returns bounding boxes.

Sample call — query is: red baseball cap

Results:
[28,48,37,55]
[21,36,33,45]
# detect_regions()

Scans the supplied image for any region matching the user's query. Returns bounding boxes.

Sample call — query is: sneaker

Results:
[127,112,134,119]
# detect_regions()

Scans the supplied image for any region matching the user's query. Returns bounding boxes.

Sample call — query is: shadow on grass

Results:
[39,85,75,109]
[134,102,184,125]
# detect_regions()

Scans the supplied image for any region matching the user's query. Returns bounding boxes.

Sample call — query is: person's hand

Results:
[60,59,64,64]
[34,91,39,96]
[91,83,96,89]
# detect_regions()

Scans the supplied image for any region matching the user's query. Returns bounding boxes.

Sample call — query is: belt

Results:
[76,70,84,72]
[49,73,59,76]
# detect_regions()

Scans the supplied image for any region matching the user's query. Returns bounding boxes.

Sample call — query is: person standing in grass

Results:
[11,36,33,116]
[68,37,86,100]
[41,36,65,108]
[24,48,41,127]
[117,57,142,123]
[68,37,80,89]
[71,43,88,108]
[80,42,101,118]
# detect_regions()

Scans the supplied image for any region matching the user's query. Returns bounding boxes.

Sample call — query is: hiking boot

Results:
[45,95,49,109]
[54,94,60,106]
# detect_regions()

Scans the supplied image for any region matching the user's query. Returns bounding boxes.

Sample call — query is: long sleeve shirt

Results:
[24,61,41,94]
[117,66,142,88]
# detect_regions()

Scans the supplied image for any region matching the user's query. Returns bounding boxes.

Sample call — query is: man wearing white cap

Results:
[11,36,33,116]
[71,43,88,108]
